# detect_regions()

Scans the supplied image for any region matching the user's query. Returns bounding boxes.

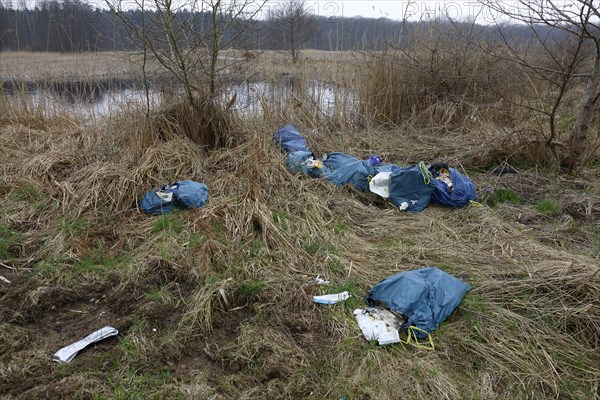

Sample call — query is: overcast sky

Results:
[262,1,491,21]
[12,0,576,25]
[262,1,574,23]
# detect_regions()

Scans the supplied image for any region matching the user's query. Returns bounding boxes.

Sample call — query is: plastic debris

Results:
[52,326,119,363]
[369,171,392,199]
[354,307,402,345]
[306,157,323,169]
[140,180,208,215]
[321,152,376,192]
[492,165,518,175]
[273,125,477,213]
[387,162,435,212]
[274,124,311,153]
[368,154,383,167]
[315,275,330,285]
[428,164,477,208]
[367,267,471,337]
[312,291,351,304]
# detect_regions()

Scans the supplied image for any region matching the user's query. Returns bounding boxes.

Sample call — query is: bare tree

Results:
[267,0,316,63]
[477,0,600,175]
[105,0,266,105]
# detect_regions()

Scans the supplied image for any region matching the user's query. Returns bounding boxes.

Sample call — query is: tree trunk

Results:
[291,19,296,63]
[561,50,600,175]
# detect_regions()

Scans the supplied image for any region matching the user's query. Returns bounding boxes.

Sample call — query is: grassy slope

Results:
[0,107,598,400]
[1,52,599,400]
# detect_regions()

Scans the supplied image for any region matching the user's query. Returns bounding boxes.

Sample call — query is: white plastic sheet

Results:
[312,291,351,304]
[52,326,119,363]
[353,308,401,345]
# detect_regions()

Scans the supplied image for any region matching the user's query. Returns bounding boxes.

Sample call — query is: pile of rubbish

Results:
[313,267,471,349]
[274,124,477,212]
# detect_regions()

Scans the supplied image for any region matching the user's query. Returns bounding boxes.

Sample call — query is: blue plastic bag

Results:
[140,181,208,215]
[140,185,180,215]
[429,166,477,208]
[274,124,311,154]
[387,163,435,212]
[321,152,376,192]
[367,267,471,338]
[374,163,400,174]
[285,151,312,174]
[175,181,209,209]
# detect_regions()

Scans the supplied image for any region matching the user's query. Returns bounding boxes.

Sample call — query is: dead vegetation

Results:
[0,46,599,400]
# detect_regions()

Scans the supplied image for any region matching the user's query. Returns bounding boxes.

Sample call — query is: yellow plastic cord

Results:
[402,326,435,351]
[468,200,483,207]
[419,162,433,185]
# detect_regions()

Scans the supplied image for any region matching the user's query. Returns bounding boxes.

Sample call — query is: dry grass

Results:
[0,51,140,81]
[0,48,599,400]
[356,45,521,129]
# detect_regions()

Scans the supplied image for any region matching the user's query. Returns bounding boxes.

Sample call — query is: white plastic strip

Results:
[52,326,119,363]
[312,291,350,304]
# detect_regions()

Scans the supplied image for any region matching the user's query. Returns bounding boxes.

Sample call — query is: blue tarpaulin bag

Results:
[367,267,471,338]
[175,181,209,209]
[387,162,435,212]
[428,165,477,208]
[321,152,376,192]
[374,163,400,174]
[274,124,311,154]
[140,185,180,215]
[140,180,208,215]
[286,151,313,175]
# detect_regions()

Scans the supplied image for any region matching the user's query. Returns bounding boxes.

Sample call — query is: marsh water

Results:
[2,77,352,118]
[1,79,160,118]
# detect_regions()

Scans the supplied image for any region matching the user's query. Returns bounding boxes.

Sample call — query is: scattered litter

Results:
[273,125,323,177]
[368,154,383,167]
[0,275,11,284]
[52,326,119,363]
[274,124,311,153]
[367,267,471,338]
[321,152,376,192]
[315,275,330,285]
[429,163,477,207]
[274,125,477,212]
[386,162,435,212]
[313,291,351,304]
[354,307,402,345]
[492,165,518,175]
[305,157,323,169]
[369,171,392,199]
[140,180,208,215]
[431,164,453,189]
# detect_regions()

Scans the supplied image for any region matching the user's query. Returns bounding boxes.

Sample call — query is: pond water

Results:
[1,79,161,119]
[1,77,354,119]
[225,77,353,116]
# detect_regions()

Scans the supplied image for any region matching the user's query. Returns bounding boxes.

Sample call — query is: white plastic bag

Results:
[353,308,400,345]
[369,172,392,199]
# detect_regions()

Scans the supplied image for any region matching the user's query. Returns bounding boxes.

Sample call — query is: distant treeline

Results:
[0,0,556,53]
